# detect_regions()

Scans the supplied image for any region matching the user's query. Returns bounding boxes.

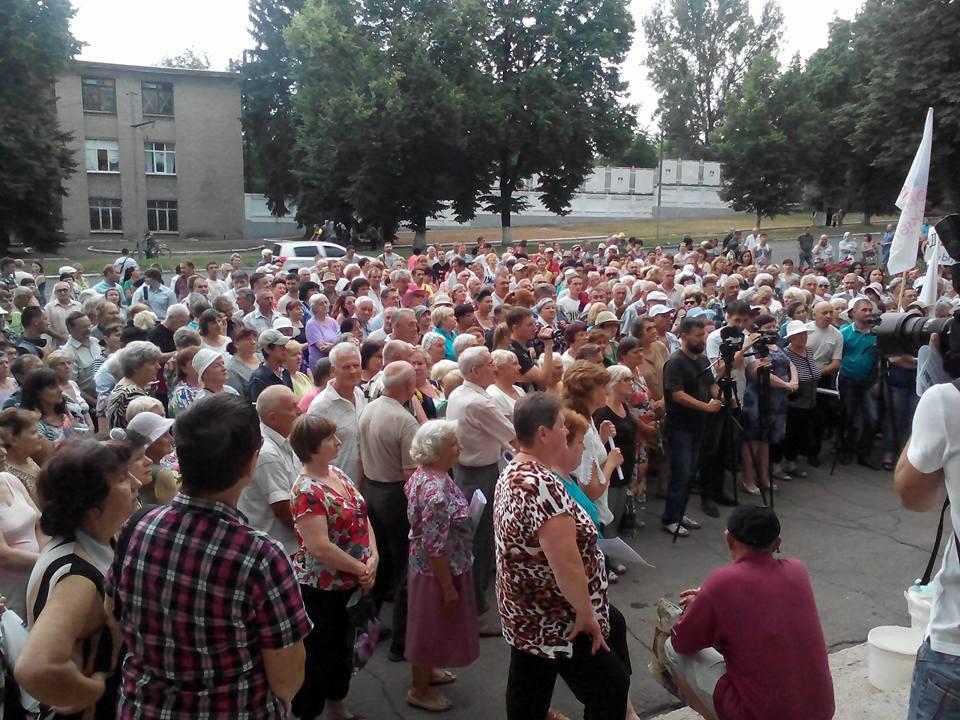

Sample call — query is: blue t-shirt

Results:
[839,323,877,382]
[555,472,601,530]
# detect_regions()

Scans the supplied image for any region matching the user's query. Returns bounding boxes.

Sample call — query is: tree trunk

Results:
[756,209,762,227]
[413,228,427,250]
[499,174,513,246]
[862,211,872,225]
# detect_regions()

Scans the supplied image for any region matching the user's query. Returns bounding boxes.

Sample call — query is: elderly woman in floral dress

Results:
[403,419,479,713]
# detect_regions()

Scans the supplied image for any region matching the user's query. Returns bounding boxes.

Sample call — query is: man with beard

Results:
[661,316,721,537]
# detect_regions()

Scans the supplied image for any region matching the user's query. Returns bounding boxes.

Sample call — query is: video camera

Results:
[872,215,960,376]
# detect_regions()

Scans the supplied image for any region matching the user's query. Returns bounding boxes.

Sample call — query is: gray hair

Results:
[381,360,415,390]
[430,359,458,382]
[421,332,445,352]
[490,349,516,368]
[606,364,633,388]
[355,296,374,309]
[452,334,477,356]
[409,419,459,465]
[390,269,412,283]
[173,326,201,349]
[383,339,413,365]
[328,341,360,367]
[458,345,490,377]
[237,288,256,304]
[82,296,105,317]
[126,395,164,422]
[164,303,189,322]
[309,293,330,310]
[119,340,162,378]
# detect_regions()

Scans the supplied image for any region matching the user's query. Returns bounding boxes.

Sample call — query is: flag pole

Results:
[898,270,909,311]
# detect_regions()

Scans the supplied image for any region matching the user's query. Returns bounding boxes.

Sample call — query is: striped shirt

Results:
[106,494,312,719]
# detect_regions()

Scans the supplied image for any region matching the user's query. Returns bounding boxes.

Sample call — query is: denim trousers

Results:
[882,384,919,456]
[838,376,878,457]
[663,428,702,525]
[907,638,960,719]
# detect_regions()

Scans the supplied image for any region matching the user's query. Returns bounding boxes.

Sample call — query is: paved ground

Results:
[341,460,933,718]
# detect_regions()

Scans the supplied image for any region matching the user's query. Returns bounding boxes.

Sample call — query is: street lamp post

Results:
[655,126,665,246]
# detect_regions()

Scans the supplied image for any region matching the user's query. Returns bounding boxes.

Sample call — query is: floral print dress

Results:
[290,467,372,591]
[404,467,472,577]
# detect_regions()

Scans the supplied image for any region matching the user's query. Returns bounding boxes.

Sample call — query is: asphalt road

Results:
[341,460,934,719]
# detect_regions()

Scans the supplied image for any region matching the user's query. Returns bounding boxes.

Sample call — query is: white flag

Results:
[918,227,941,307]
[887,108,934,276]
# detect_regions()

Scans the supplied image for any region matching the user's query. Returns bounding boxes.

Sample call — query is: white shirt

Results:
[445,381,516,467]
[744,234,759,252]
[237,424,300,555]
[207,278,228,299]
[307,382,367,483]
[906,382,960,655]
[486,384,526,419]
[243,309,283,334]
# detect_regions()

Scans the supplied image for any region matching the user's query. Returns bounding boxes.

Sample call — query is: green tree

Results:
[479,0,636,244]
[604,129,658,168]
[287,0,493,244]
[157,48,212,69]
[643,0,783,157]
[0,0,79,252]
[242,0,303,216]
[715,52,803,224]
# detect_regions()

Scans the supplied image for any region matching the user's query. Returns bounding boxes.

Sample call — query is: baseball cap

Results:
[648,304,674,317]
[322,272,337,283]
[784,319,809,338]
[847,295,874,311]
[646,291,669,303]
[593,311,619,326]
[432,294,454,307]
[58,266,78,275]
[684,307,710,319]
[258,328,286,350]
[727,505,780,549]
[191,348,222,379]
[124,412,174,447]
[571,245,582,252]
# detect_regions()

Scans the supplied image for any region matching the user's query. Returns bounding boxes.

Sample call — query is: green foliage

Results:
[642,0,783,156]
[157,48,212,69]
[715,52,803,223]
[242,0,304,216]
[604,129,658,168]
[0,0,79,252]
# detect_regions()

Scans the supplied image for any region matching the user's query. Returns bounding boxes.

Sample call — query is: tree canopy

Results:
[157,48,212,69]
[0,0,79,252]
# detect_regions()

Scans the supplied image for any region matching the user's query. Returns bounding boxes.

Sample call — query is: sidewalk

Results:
[652,643,911,719]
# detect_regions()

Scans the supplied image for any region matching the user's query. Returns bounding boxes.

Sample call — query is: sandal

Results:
[429,669,457,686]
[406,689,452,712]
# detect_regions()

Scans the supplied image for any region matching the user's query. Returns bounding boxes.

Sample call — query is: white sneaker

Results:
[662,522,690,537]
[680,515,701,530]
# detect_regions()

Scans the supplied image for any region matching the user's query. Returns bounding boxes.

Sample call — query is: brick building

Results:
[55,60,244,243]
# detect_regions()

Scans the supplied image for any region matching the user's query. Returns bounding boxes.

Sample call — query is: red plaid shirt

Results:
[107,494,312,719]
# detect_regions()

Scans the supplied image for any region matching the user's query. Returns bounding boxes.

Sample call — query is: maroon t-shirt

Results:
[671,554,834,720]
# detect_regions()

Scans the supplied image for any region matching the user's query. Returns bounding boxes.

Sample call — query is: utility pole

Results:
[655,126,665,246]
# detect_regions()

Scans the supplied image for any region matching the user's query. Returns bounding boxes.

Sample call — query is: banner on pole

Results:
[887,108,934,276]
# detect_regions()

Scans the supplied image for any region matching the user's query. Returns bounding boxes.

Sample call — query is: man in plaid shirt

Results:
[107,394,311,718]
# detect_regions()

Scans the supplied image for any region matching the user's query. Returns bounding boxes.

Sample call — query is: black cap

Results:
[727,506,780,549]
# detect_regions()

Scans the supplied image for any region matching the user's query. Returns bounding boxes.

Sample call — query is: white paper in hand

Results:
[599,537,655,568]
[468,489,487,529]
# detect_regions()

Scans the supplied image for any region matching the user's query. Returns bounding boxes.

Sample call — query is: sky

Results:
[72,0,865,129]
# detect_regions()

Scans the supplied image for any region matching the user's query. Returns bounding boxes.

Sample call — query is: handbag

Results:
[345,590,380,673]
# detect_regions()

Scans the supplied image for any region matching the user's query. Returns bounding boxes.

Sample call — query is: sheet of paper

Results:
[599,537,655,568]
[468,488,487,529]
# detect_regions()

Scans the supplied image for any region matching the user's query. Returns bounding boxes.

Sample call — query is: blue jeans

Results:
[663,428,702,525]
[839,376,878,458]
[908,639,960,719]
[883,384,919,457]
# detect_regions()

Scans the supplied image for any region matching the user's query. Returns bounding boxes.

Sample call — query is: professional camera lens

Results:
[872,312,953,357]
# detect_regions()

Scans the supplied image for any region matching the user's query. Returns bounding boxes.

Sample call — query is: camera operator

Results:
[894,340,960,718]
[839,297,880,469]
[699,301,758,516]
[661,317,721,537]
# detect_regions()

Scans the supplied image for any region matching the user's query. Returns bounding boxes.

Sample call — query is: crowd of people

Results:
[0,225,945,719]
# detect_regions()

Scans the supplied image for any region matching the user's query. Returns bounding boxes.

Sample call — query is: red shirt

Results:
[671,554,834,720]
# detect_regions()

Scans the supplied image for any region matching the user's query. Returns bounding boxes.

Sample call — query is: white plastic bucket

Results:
[867,625,923,691]
[905,585,933,630]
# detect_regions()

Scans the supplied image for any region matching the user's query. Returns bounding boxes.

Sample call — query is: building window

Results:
[89,198,122,231]
[84,140,120,173]
[81,77,116,113]
[147,200,178,232]
[141,81,174,116]
[144,142,176,174]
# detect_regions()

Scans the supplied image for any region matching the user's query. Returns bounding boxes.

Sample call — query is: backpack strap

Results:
[921,498,951,586]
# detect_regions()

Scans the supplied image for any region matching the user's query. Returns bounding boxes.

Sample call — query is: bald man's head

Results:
[812,301,835,328]
[382,339,413,365]
[256,385,298,436]
[381,360,416,402]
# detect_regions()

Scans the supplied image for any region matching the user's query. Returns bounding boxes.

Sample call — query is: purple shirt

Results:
[305,316,340,368]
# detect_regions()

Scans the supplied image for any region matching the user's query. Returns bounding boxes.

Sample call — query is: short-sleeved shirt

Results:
[308,383,367,483]
[238,423,301,554]
[290,467,372,591]
[839,323,877,383]
[509,338,536,385]
[358,395,419,482]
[805,322,844,372]
[494,459,608,659]
[107,494,312,720]
[663,350,714,433]
[907,382,960,655]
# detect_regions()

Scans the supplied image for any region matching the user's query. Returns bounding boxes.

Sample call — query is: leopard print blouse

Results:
[494,458,609,659]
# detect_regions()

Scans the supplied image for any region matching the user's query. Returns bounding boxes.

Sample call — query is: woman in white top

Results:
[487,349,526,419]
[0,449,44,618]
[45,351,93,435]
[198,309,231,356]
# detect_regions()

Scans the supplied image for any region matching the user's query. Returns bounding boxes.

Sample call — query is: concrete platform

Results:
[652,642,911,719]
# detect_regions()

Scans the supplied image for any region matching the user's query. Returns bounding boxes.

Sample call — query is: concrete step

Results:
[651,643,910,719]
